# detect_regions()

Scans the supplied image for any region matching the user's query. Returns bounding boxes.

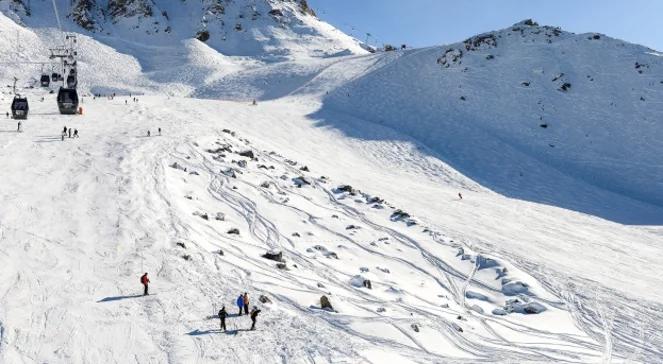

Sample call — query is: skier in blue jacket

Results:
[236,294,244,316]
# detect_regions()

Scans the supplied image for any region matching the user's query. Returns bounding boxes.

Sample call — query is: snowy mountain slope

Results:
[2,0,366,59]
[0,0,366,97]
[0,9,662,364]
[304,21,663,224]
[2,90,662,363]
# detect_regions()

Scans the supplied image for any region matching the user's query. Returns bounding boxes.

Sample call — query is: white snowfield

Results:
[0,6,661,364]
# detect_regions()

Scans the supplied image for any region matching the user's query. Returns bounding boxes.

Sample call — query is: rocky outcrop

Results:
[70,0,97,30]
[108,0,153,18]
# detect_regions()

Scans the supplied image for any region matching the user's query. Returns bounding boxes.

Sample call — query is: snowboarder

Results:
[243,293,250,315]
[458,192,463,200]
[140,273,150,296]
[73,129,79,138]
[218,306,227,331]
[250,306,261,331]
[236,294,244,316]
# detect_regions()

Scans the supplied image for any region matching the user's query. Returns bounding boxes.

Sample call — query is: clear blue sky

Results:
[308,0,663,51]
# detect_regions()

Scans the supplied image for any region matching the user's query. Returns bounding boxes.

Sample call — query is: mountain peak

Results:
[1,0,365,59]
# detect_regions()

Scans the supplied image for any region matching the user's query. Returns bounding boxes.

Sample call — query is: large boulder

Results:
[320,295,333,311]
[475,255,499,269]
[238,150,255,159]
[350,275,370,288]
[292,176,311,187]
[502,281,529,296]
[390,209,410,222]
[333,185,355,194]
[262,250,284,262]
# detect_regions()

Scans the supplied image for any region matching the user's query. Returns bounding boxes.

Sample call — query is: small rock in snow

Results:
[320,295,334,311]
[238,150,255,159]
[262,250,284,262]
[292,176,311,187]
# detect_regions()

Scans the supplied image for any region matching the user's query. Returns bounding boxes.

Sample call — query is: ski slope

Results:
[0,6,662,363]
[0,89,661,363]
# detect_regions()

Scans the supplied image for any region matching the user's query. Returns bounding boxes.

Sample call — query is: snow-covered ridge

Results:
[1,0,366,59]
[314,20,663,224]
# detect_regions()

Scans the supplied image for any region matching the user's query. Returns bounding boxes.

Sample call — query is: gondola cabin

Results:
[40,74,50,87]
[57,88,79,115]
[11,95,29,119]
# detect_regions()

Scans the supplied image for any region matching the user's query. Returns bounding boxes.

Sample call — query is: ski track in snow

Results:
[0,11,662,363]
[0,92,661,362]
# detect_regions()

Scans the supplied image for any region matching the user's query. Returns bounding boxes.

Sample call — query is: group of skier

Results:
[61,125,79,140]
[140,273,262,332]
[219,293,262,331]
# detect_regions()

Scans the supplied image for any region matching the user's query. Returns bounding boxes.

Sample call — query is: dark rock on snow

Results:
[320,295,333,311]
[262,251,284,262]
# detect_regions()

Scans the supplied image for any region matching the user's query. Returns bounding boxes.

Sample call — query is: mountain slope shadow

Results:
[308,102,663,225]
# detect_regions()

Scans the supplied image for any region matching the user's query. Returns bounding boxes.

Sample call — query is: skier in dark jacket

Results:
[250,306,261,330]
[218,306,227,331]
[236,294,244,316]
[140,273,150,296]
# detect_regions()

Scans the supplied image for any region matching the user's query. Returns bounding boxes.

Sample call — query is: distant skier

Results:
[218,306,227,331]
[158,127,161,136]
[68,128,72,138]
[243,292,250,315]
[250,306,261,331]
[5,112,9,118]
[17,120,21,132]
[252,99,257,106]
[73,129,79,138]
[61,132,65,141]
[236,294,244,316]
[147,130,151,137]
[140,272,150,296]
[63,126,68,135]
[458,192,463,200]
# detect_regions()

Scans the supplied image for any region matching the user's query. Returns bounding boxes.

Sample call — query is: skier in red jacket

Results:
[141,273,150,296]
